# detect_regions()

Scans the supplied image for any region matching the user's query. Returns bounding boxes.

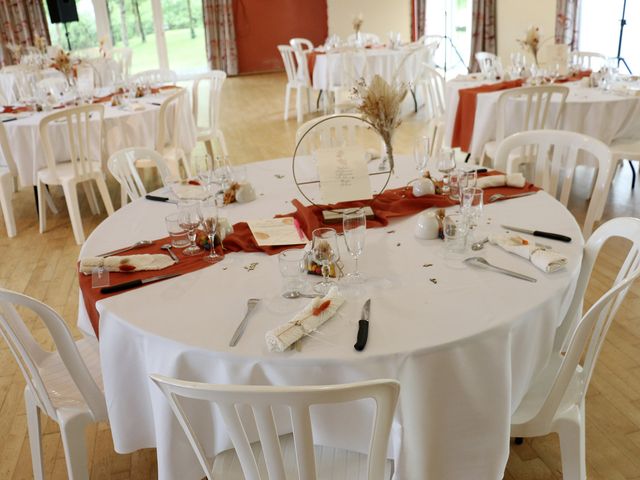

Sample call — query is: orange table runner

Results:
[80,176,539,337]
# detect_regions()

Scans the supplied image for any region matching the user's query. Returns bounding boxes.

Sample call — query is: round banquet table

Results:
[0,89,197,186]
[312,47,413,91]
[444,78,640,161]
[77,156,583,480]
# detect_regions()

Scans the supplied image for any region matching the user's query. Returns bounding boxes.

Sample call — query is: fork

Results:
[229,298,260,347]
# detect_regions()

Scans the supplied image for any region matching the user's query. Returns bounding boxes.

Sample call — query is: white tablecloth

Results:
[77,157,583,480]
[312,48,412,90]
[0,91,196,186]
[444,79,640,160]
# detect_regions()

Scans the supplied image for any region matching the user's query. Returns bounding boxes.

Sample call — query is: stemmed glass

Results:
[437,149,456,194]
[342,209,366,282]
[311,228,340,295]
[177,200,202,256]
[213,154,234,190]
[199,199,222,264]
[413,135,430,176]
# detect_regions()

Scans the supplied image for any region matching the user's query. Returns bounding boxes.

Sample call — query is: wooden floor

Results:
[0,72,639,479]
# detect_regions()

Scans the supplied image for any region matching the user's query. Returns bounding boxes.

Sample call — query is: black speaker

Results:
[47,0,79,24]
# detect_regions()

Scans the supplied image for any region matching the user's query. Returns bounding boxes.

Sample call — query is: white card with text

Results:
[316,146,373,204]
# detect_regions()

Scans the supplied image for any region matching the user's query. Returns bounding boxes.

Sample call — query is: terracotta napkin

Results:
[265,286,345,352]
[79,254,175,275]
[489,234,568,273]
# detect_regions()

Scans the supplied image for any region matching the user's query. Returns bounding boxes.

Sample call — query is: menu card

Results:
[247,218,308,246]
[316,146,373,204]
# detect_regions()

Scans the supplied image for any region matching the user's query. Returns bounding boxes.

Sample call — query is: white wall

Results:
[496,0,556,63]
[326,0,412,43]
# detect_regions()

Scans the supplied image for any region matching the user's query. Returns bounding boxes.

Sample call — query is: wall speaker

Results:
[47,0,79,24]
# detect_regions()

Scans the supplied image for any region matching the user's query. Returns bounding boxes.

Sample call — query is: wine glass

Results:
[177,200,202,256]
[437,149,456,194]
[311,228,340,295]
[413,135,430,176]
[199,199,222,264]
[213,154,234,190]
[342,208,366,282]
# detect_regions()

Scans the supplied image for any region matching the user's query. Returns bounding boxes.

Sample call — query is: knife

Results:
[501,225,572,243]
[354,299,371,351]
[100,273,181,294]
[145,194,177,204]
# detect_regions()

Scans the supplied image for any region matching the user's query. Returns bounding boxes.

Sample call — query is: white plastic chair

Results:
[326,49,368,113]
[37,104,115,245]
[420,65,445,120]
[150,374,399,480]
[36,75,68,96]
[538,44,570,70]
[482,85,569,165]
[130,68,177,86]
[571,51,607,70]
[286,40,314,122]
[278,45,308,122]
[295,113,375,155]
[475,51,503,76]
[0,288,107,480]
[495,129,612,238]
[111,47,132,80]
[192,70,228,157]
[153,88,191,178]
[511,216,640,480]
[107,147,171,206]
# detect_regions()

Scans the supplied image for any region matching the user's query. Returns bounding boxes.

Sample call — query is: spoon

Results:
[161,244,179,262]
[471,237,489,251]
[464,256,537,283]
[97,240,154,257]
[282,291,321,299]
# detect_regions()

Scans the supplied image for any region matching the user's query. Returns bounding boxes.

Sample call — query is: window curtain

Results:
[203,0,238,75]
[0,0,50,64]
[469,0,497,72]
[414,0,426,40]
[555,0,580,50]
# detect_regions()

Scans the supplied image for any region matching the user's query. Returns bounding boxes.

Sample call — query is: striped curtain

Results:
[414,0,426,40]
[203,0,239,75]
[555,0,580,50]
[469,0,497,72]
[0,0,50,64]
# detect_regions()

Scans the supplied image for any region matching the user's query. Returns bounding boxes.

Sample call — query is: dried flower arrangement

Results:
[51,49,75,78]
[517,26,541,65]
[352,74,408,171]
[352,14,363,34]
[34,35,48,55]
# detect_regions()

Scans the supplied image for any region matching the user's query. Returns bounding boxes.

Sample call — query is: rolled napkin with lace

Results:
[265,287,345,352]
[79,254,175,275]
[476,173,526,189]
[489,234,568,273]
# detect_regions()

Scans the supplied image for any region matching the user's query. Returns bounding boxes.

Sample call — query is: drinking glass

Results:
[177,200,202,256]
[213,154,234,190]
[342,208,366,282]
[443,213,469,258]
[193,154,217,195]
[279,249,306,298]
[413,135,430,176]
[199,199,222,264]
[164,212,190,248]
[311,228,340,295]
[437,149,456,194]
[461,186,484,231]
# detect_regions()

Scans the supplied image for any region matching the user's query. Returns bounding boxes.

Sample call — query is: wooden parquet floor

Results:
[0,72,639,479]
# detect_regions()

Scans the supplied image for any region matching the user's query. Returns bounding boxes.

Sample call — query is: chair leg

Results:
[629,159,637,189]
[120,184,128,208]
[306,87,311,113]
[204,138,216,161]
[59,414,91,480]
[37,181,47,234]
[44,187,59,215]
[556,404,586,480]
[0,173,16,237]
[284,85,291,121]
[94,177,115,216]
[596,158,619,221]
[410,87,418,113]
[62,182,85,245]
[24,387,44,480]
[296,87,303,123]
[216,129,229,157]
[82,182,100,215]
[180,152,193,179]
[316,90,323,110]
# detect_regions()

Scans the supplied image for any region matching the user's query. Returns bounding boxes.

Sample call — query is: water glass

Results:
[279,249,306,298]
[449,169,477,202]
[461,187,484,230]
[165,212,190,248]
[413,135,430,176]
[437,149,456,194]
[311,228,340,295]
[342,208,366,282]
[443,213,469,258]
[177,200,202,256]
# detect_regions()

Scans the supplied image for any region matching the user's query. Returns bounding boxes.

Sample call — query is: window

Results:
[425,0,472,77]
[45,0,97,51]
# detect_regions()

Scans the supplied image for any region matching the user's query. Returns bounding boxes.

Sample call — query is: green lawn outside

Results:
[116,27,209,76]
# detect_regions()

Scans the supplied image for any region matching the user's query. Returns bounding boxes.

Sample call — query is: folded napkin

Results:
[79,254,175,275]
[265,287,345,352]
[489,234,568,273]
[172,184,210,201]
[476,173,526,190]
[125,102,145,111]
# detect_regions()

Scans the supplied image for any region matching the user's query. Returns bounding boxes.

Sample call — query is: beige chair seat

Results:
[36,160,104,185]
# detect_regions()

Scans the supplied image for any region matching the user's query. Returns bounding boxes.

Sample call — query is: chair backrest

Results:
[495,85,569,142]
[523,217,640,428]
[422,65,446,119]
[0,288,106,421]
[0,122,18,179]
[326,49,368,93]
[278,45,298,84]
[130,68,177,86]
[495,129,612,238]
[156,89,186,153]
[39,103,105,182]
[107,147,171,202]
[571,51,607,70]
[295,114,370,155]
[538,44,570,69]
[192,70,226,133]
[151,374,399,480]
[475,51,502,76]
[290,38,313,52]
[289,38,313,87]
[111,47,132,79]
